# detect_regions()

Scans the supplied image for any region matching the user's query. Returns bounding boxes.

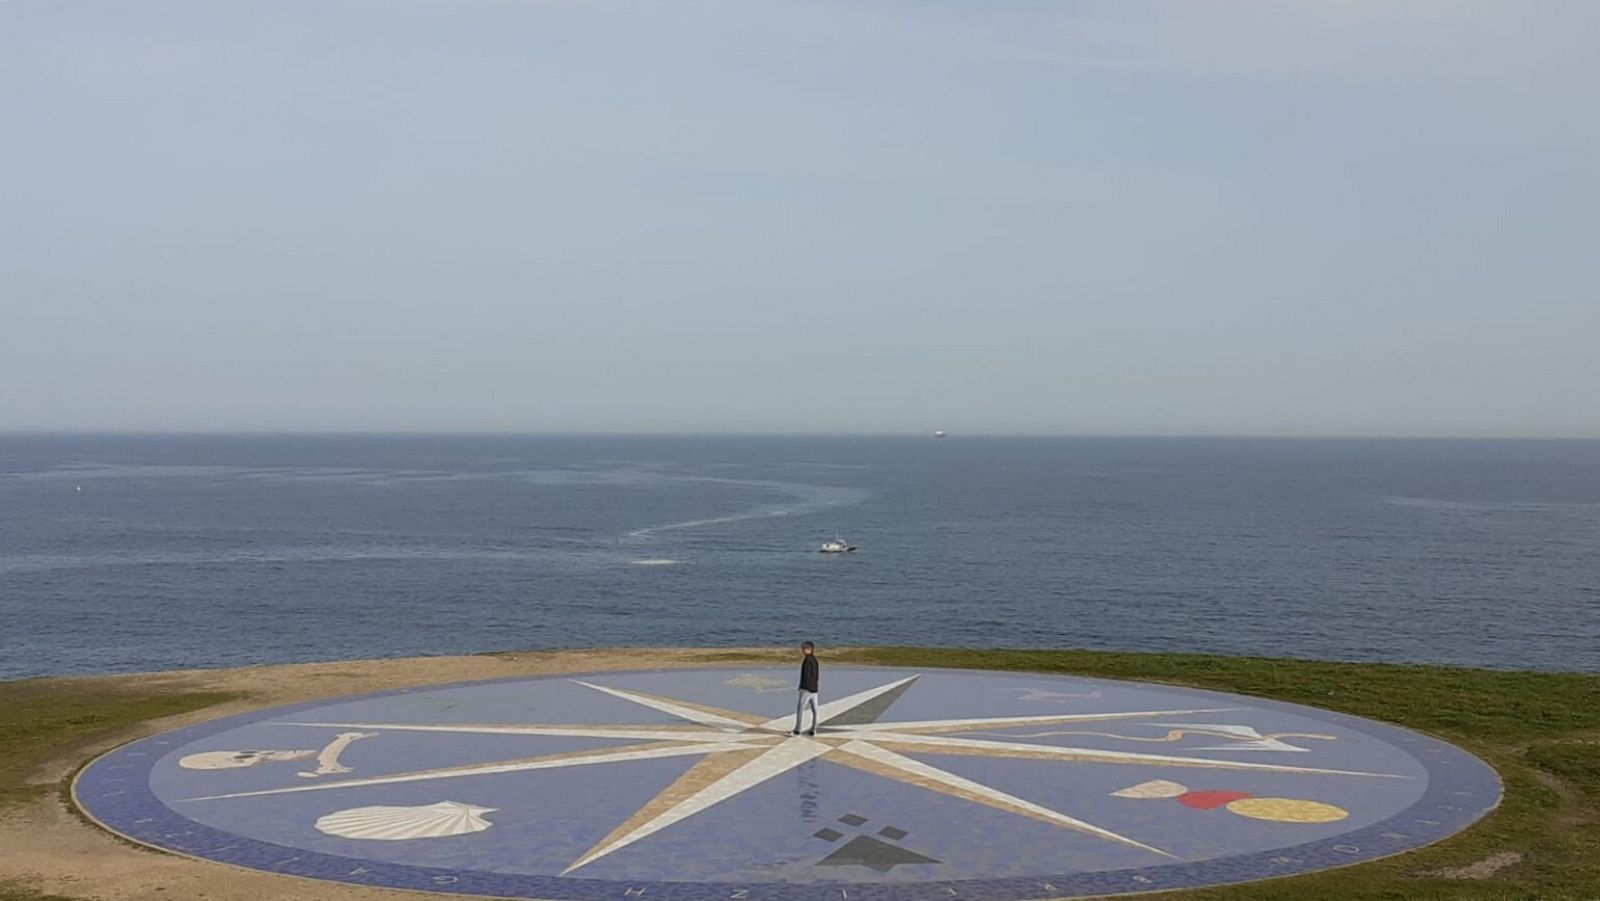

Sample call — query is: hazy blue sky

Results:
[2,1,1596,436]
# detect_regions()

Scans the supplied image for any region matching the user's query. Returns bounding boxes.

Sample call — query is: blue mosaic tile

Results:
[75,666,1501,899]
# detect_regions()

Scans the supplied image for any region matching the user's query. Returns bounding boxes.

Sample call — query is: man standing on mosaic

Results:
[792,641,820,736]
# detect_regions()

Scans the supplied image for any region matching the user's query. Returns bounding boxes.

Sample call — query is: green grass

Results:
[0,678,238,901]
[0,679,238,807]
[3,650,1597,900]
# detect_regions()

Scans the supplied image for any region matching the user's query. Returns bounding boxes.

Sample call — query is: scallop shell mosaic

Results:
[314,801,495,841]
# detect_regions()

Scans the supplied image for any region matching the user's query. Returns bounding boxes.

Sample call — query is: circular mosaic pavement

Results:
[76,666,1500,899]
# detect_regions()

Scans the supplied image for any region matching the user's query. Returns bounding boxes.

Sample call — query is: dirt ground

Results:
[2,647,799,901]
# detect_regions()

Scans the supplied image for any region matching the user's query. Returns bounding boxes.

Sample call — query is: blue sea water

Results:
[1,434,1597,680]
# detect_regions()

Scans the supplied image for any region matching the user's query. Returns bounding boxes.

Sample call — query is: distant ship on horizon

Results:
[934,430,947,438]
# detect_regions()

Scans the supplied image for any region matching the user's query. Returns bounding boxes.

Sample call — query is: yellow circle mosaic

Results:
[1224,797,1349,823]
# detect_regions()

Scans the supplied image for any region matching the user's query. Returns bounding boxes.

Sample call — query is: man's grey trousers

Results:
[794,689,819,733]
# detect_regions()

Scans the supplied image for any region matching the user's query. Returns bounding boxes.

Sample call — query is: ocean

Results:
[1,434,1596,680]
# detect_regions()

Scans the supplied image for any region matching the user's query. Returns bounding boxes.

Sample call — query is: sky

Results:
[1,1,1596,436]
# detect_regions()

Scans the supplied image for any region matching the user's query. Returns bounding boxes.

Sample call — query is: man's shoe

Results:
[790,730,800,736]
[805,730,816,736]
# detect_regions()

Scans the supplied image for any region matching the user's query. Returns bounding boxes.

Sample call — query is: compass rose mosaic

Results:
[76,667,1500,899]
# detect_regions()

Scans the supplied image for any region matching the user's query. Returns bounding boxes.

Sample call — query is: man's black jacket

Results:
[799,655,819,693]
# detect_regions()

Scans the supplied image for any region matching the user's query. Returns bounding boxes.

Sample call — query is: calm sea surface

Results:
[2,434,1597,680]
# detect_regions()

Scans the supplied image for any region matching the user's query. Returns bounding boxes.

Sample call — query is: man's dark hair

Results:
[801,641,814,651]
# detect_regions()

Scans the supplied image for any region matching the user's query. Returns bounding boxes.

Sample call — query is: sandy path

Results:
[2,647,806,901]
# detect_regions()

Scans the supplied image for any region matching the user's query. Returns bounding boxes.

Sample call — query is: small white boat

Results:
[819,537,857,554]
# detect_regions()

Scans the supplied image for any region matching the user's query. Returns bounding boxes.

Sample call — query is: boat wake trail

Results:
[627,508,793,539]
[625,478,866,541]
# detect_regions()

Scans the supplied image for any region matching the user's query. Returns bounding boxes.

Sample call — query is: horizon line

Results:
[3,429,1599,442]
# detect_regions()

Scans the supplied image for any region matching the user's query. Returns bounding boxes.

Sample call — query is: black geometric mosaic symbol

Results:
[814,813,939,872]
[812,827,844,842]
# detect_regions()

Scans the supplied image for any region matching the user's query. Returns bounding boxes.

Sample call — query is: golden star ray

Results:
[573,681,768,729]
[829,739,1174,857]
[564,738,831,873]
[181,739,748,802]
[280,721,759,743]
[859,732,1405,778]
[843,708,1242,735]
